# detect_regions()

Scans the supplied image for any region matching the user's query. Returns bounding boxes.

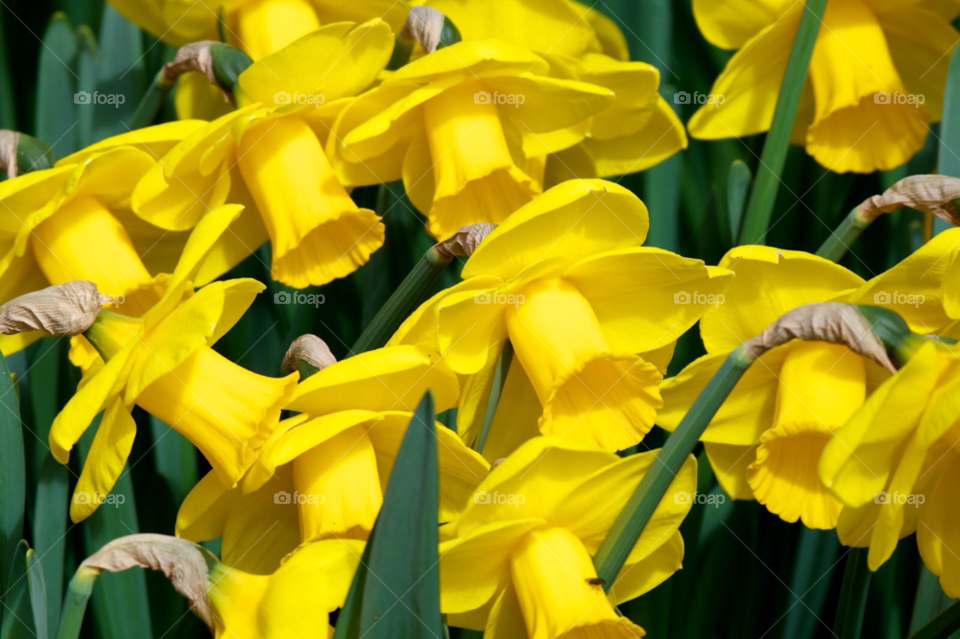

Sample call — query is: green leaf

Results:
[1,541,47,639]
[148,416,197,505]
[0,352,25,604]
[75,27,97,150]
[835,548,872,639]
[94,4,145,140]
[0,6,15,130]
[26,550,48,639]
[34,13,78,158]
[739,0,828,245]
[76,419,152,639]
[333,391,442,639]
[26,339,67,635]
[909,598,960,639]
[783,527,840,639]
[725,160,751,246]
[935,44,960,235]
[910,566,958,635]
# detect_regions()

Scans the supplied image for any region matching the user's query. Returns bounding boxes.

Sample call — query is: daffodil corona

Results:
[688,0,960,173]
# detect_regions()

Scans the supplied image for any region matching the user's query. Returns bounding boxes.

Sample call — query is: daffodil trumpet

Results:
[593,303,918,587]
[352,222,494,354]
[0,130,54,178]
[738,0,828,245]
[818,175,960,262]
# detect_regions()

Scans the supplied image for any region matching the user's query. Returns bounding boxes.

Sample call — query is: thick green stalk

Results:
[739,0,829,244]
[55,567,98,639]
[908,599,960,639]
[127,71,174,129]
[835,548,872,639]
[816,207,869,262]
[351,246,451,354]
[592,346,754,587]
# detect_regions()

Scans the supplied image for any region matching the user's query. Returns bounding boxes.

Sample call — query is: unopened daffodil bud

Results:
[282,334,337,378]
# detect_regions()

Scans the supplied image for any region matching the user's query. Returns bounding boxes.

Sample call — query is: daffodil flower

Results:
[688,0,960,173]
[207,538,362,639]
[107,0,407,119]
[175,345,488,574]
[330,40,616,239]
[425,0,687,186]
[659,246,887,530]
[433,179,731,454]
[133,21,394,288]
[51,205,298,522]
[817,336,960,592]
[0,124,204,355]
[439,436,697,639]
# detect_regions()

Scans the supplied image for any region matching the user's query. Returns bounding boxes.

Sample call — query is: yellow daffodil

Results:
[431,179,730,454]
[818,337,960,593]
[107,0,408,120]
[207,538,363,639]
[688,0,960,173]
[131,21,393,288]
[440,436,697,638]
[329,40,617,239]
[175,345,488,574]
[0,123,205,355]
[425,0,687,187]
[51,205,298,523]
[659,246,890,530]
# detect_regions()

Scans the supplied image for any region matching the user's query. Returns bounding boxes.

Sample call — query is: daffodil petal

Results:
[176,469,238,542]
[701,246,864,352]
[69,399,136,523]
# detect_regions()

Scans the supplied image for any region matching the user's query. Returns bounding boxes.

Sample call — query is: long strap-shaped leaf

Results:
[0,352,25,609]
[909,598,960,639]
[739,0,829,244]
[332,391,442,639]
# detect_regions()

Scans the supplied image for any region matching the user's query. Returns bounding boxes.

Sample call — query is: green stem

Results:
[127,71,174,129]
[908,599,960,639]
[816,207,870,262]
[351,246,451,354]
[472,341,513,453]
[592,345,754,588]
[739,0,829,245]
[835,548,872,639]
[55,567,98,639]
